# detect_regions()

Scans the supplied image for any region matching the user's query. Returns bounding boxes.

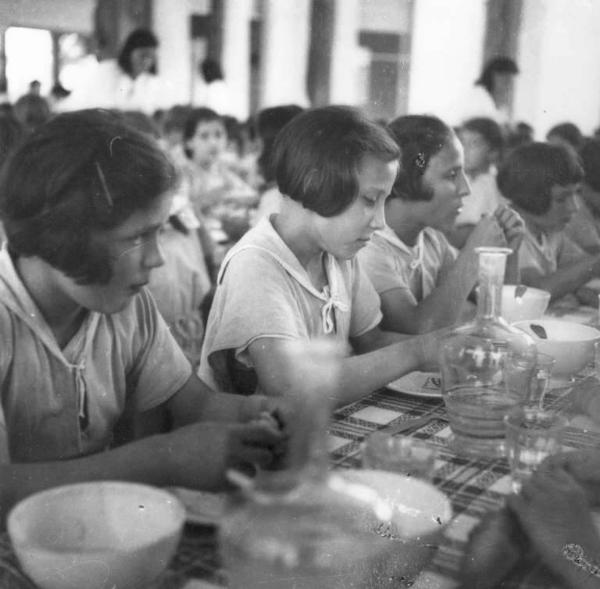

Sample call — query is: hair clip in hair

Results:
[415,152,427,170]
[94,161,114,208]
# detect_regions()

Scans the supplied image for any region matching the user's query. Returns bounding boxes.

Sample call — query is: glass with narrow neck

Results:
[440,247,537,458]
[219,340,400,588]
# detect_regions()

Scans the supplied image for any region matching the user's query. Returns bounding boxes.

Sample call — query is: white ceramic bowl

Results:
[513,319,600,377]
[8,481,186,589]
[339,469,452,581]
[501,285,551,323]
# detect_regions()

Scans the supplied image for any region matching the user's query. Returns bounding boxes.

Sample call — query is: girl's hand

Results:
[464,214,507,252]
[239,395,291,431]
[162,420,287,491]
[494,204,525,253]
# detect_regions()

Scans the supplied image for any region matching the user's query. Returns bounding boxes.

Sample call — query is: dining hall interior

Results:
[2,1,600,589]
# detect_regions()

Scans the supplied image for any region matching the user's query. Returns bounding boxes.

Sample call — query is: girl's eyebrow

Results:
[119,222,163,239]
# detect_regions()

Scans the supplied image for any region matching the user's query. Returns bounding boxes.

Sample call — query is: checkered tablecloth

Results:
[327,377,600,589]
[2,375,598,589]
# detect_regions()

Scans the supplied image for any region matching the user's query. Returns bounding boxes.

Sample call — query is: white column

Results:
[408,0,486,124]
[328,0,360,105]
[514,0,600,137]
[153,0,202,106]
[260,0,311,108]
[221,0,253,120]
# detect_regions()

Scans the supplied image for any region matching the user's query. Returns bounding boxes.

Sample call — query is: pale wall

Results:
[153,0,210,107]
[359,0,412,33]
[408,0,486,124]
[0,0,94,33]
[514,0,600,137]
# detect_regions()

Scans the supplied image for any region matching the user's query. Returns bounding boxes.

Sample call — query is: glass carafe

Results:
[440,247,537,458]
[219,341,400,588]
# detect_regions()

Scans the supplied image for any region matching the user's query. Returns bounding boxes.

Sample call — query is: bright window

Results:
[5,26,54,102]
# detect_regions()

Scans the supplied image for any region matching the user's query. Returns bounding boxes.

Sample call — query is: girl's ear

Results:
[489,148,501,166]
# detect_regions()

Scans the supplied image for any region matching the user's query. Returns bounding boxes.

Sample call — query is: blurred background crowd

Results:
[1,0,600,367]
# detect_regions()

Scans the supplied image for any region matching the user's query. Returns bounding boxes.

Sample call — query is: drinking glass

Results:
[528,352,556,408]
[362,433,437,481]
[504,406,567,493]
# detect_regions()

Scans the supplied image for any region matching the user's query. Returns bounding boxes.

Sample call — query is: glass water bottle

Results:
[440,247,537,458]
[219,340,400,588]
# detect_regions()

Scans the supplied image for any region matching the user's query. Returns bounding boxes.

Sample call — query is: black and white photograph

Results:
[0,1,600,587]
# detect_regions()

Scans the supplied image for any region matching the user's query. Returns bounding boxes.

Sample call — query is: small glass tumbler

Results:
[504,406,567,493]
[504,349,538,401]
[362,432,437,481]
[527,352,556,408]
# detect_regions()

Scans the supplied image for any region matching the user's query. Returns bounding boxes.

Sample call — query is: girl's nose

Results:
[457,170,471,197]
[142,234,165,270]
[565,193,578,215]
[371,201,386,230]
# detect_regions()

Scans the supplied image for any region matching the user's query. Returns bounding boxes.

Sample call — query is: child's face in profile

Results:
[312,154,397,260]
[534,183,580,232]
[459,129,495,176]
[187,119,227,167]
[60,192,173,314]
[420,135,471,232]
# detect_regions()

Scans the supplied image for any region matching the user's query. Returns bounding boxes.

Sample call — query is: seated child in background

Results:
[199,106,443,407]
[565,138,600,255]
[497,142,600,304]
[159,104,192,169]
[182,107,257,243]
[357,115,524,334]
[546,121,585,154]
[446,117,507,248]
[148,192,212,369]
[253,104,304,223]
[0,109,286,523]
[114,108,214,363]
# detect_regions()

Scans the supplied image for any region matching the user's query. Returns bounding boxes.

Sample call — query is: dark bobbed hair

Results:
[0,109,177,284]
[476,56,519,94]
[546,122,584,151]
[118,109,162,140]
[183,107,224,159]
[497,142,583,215]
[117,29,158,76]
[579,138,600,192]
[272,105,399,217]
[161,105,192,136]
[0,113,25,168]
[256,104,304,183]
[387,115,453,202]
[460,117,505,153]
[13,94,51,133]
[201,59,223,83]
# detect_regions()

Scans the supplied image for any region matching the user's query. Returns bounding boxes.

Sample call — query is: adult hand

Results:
[162,419,287,491]
[568,377,600,422]
[541,449,600,506]
[507,466,600,587]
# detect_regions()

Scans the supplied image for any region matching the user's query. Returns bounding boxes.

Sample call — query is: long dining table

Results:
[1,308,600,589]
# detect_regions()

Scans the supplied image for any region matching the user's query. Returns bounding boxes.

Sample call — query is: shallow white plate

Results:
[168,487,226,526]
[387,371,442,399]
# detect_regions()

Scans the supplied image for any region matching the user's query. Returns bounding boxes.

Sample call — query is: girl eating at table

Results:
[497,142,600,304]
[357,114,524,334]
[199,105,442,406]
[0,109,286,523]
